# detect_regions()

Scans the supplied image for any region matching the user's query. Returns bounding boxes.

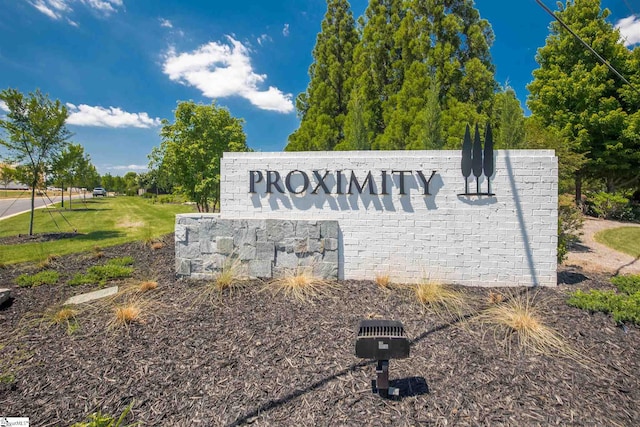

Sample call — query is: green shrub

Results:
[141,192,155,199]
[611,274,640,295]
[156,193,188,204]
[16,270,59,287]
[568,275,640,325]
[585,191,635,221]
[615,293,640,324]
[69,264,133,286]
[558,194,583,263]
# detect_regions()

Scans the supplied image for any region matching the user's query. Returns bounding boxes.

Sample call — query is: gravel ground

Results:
[0,234,638,426]
[566,217,640,275]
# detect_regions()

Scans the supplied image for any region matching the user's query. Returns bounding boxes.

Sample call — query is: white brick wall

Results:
[220,150,558,287]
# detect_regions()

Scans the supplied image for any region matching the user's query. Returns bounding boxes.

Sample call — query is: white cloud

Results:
[27,0,123,22]
[282,23,290,37]
[162,36,294,113]
[105,164,148,171]
[257,34,271,46]
[616,15,640,47]
[80,0,122,15]
[0,100,8,112]
[159,18,173,28]
[66,103,161,128]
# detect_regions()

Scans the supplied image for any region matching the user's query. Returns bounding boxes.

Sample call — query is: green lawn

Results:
[0,196,195,264]
[595,226,640,258]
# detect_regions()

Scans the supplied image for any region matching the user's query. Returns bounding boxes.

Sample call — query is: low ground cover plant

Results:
[568,274,640,325]
[15,270,59,287]
[69,257,134,286]
[69,402,136,427]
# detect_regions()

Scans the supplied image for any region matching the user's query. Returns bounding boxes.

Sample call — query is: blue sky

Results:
[0,0,638,176]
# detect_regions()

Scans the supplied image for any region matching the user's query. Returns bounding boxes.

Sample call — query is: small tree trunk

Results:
[29,182,36,236]
[61,182,64,208]
[575,174,582,208]
[69,186,72,210]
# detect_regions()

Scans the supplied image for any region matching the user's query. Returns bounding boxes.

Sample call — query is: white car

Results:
[92,187,107,197]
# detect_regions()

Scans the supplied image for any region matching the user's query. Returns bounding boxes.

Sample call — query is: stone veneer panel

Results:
[175,216,339,280]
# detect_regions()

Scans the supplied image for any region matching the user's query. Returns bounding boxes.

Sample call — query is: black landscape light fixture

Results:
[355,319,410,398]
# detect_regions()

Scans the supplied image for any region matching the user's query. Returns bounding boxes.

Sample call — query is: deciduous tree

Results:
[0,88,71,235]
[50,143,95,209]
[527,0,639,200]
[154,101,248,212]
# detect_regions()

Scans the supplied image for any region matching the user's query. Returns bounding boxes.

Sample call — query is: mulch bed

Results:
[0,237,638,426]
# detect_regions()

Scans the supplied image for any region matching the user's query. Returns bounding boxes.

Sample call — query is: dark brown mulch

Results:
[0,232,81,246]
[0,238,638,426]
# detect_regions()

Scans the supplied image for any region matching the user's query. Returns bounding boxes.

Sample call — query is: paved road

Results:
[0,194,86,221]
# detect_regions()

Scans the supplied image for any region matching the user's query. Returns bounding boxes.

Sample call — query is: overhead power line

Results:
[534,0,640,96]
[621,0,636,17]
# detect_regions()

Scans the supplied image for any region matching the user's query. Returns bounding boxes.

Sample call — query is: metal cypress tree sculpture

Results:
[483,124,494,195]
[461,124,472,194]
[472,123,483,194]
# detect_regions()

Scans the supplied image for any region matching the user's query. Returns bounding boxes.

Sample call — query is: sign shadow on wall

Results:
[457,123,497,206]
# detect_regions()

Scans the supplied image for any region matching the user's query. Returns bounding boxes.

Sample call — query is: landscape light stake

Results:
[355,319,410,398]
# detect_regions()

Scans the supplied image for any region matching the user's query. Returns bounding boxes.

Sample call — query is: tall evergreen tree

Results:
[345,0,405,150]
[286,0,358,151]
[527,0,639,198]
[346,0,497,151]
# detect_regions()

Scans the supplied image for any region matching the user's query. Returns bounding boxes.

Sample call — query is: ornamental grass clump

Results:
[266,265,334,302]
[375,273,392,289]
[114,304,141,325]
[214,257,245,292]
[194,256,248,306]
[478,291,575,357]
[139,280,158,292]
[108,295,157,329]
[51,307,77,324]
[413,280,467,317]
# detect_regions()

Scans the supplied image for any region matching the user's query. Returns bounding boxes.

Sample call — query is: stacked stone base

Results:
[175,214,339,280]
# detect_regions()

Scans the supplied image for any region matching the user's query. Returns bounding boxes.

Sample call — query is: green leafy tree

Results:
[0,88,71,235]
[286,0,358,151]
[155,101,248,212]
[0,164,15,196]
[112,176,125,194]
[79,162,101,194]
[50,143,93,209]
[492,86,525,149]
[523,116,587,194]
[101,173,115,192]
[527,0,639,201]
[123,171,138,196]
